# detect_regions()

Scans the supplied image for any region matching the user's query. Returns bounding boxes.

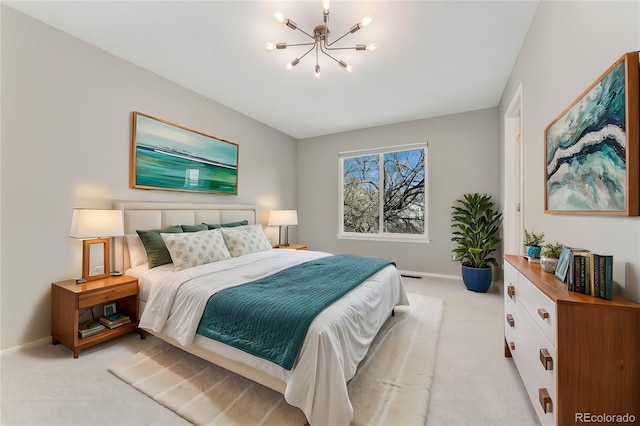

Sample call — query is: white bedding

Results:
[134,249,408,426]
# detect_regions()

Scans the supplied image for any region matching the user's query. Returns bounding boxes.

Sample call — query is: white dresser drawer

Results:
[518,274,557,344]
[503,261,519,301]
[514,302,557,426]
[504,306,517,352]
[504,294,517,342]
[503,261,519,359]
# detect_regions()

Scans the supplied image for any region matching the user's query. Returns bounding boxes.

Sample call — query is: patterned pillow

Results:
[161,229,231,271]
[125,234,148,268]
[137,226,183,269]
[221,224,272,257]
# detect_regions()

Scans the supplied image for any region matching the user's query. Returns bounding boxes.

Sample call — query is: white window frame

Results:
[338,142,429,243]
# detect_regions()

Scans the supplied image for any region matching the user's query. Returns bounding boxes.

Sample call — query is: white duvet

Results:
[137,249,408,426]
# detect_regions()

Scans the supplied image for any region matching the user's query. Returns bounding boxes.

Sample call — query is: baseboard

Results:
[0,336,50,357]
[399,270,461,281]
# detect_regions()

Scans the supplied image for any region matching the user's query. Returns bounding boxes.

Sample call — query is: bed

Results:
[113,201,409,426]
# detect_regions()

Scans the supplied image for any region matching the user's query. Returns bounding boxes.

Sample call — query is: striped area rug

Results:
[108,293,443,425]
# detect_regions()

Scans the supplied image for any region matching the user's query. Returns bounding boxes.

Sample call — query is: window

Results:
[338,143,428,242]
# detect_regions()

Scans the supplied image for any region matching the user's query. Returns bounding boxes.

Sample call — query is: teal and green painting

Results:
[133,113,238,194]
[545,59,628,212]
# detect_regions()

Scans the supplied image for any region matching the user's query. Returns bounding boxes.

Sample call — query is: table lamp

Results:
[268,210,298,247]
[70,209,124,283]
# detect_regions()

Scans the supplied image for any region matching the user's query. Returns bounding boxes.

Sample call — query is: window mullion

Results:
[379,152,384,235]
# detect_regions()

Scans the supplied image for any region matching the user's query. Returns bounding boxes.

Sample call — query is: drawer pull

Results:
[538,388,553,413]
[537,308,549,320]
[509,341,515,351]
[507,285,515,298]
[506,314,515,328]
[539,348,553,370]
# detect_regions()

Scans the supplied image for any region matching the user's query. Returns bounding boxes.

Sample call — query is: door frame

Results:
[504,84,524,256]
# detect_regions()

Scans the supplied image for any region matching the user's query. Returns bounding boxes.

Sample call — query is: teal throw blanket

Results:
[196,254,394,370]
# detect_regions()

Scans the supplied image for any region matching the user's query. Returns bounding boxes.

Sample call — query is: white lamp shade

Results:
[268,210,298,226]
[70,209,124,239]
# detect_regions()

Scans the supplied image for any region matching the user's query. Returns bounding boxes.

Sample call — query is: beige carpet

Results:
[108,293,443,426]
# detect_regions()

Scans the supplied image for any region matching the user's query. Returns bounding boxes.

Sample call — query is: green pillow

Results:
[181,224,208,232]
[203,220,248,230]
[136,226,183,268]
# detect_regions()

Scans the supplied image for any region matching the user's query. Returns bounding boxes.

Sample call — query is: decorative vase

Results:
[525,245,542,258]
[461,265,493,293]
[540,256,559,274]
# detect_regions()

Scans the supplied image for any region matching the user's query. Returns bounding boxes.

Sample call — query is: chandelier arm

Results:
[294,27,316,40]
[298,44,317,62]
[326,30,354,47]
[323,45,359,51]
[284,42,316,48]
[319,44,343,65]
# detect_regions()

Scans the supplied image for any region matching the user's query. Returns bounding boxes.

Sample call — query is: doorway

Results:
[504,84,524,256]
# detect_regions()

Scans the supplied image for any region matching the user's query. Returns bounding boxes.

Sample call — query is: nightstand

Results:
[274,244,307,250]
[51,275,142,358]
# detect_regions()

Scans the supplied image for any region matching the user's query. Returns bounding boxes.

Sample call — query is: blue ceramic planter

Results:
[526,245,542,258]
[461,265,493,293]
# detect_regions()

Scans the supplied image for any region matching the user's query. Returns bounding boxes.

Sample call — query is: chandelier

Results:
[265,0,377,79]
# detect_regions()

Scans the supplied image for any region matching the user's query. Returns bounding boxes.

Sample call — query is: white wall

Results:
[297,108,500,276]
[498,1,640,302]
[0,6,298,351]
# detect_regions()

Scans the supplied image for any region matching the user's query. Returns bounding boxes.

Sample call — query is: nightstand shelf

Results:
[51,275,142,358]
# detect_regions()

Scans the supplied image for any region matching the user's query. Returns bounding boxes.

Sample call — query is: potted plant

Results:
[523,230,545,258]
[540,242,562,273]
[451,193,503,292]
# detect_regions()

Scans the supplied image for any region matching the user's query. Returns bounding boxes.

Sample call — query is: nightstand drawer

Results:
[79,282,137,308]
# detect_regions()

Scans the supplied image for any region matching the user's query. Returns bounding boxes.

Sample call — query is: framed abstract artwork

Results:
[130,112,239,195]
[544,51,639,215]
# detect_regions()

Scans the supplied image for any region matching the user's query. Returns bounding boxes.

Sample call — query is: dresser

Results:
[504,255,640,425]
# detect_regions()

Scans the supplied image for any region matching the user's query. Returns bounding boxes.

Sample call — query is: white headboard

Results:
[112,201,257,272]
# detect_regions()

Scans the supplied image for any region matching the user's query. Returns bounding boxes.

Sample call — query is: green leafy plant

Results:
[451,193,503,268]
[541,242,562,259]
[523,230,545,247]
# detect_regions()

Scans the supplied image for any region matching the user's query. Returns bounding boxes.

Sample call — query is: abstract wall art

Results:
[130,112,239,195]
[544,51,639,215]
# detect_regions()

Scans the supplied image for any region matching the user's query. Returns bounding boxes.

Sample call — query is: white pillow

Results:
[125,234,148,268]
[221,224,272,257]
[160,229,231,271]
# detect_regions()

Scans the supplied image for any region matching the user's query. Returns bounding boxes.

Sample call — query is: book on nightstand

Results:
[99,312,131,328]
[78,320,106,338]
[100,318,131,329]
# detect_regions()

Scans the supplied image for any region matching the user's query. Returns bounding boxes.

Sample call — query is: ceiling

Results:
[5,1,539,139]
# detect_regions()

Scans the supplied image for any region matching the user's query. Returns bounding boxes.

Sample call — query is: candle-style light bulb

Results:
[286,58,300,71]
